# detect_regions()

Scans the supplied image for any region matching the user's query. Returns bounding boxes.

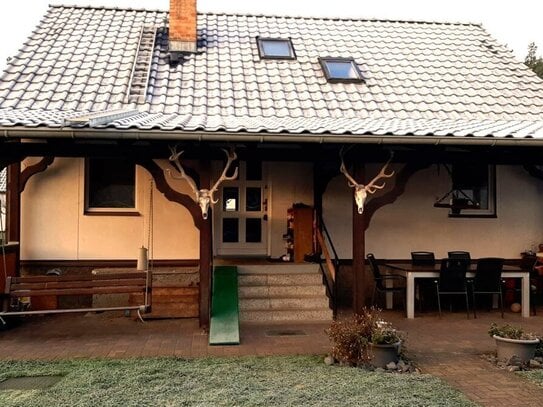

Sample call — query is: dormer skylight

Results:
[319,57,364,83]
[257,37,296,60]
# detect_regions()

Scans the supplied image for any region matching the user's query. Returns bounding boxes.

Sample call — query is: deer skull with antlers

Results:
[167,146,239,219]
[339,149,395,214]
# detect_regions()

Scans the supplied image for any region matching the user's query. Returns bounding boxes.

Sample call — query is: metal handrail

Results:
[315,216,340,318]
[321,220,340,271]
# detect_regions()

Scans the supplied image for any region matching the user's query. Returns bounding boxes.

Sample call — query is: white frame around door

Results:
[214,161,269,256]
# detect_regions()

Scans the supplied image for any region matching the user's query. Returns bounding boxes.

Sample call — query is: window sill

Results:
[84,210,141,217]
[448,213,497,219]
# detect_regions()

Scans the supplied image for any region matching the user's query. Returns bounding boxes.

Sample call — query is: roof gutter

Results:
[2,127,543,147]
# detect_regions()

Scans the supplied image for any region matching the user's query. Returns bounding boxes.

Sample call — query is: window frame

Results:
[84,158,139,216]
[256,36,296,60]
[448,164,496,218]
[319,57,365,83]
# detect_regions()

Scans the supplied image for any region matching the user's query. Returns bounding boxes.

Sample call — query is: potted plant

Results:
[488,323,540,363]
[327,308,404,368]
[369,320,403,368]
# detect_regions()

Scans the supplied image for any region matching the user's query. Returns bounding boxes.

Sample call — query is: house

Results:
[1,0,543,327]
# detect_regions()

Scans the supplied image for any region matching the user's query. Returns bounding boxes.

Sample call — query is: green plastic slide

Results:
[209,266,240,345]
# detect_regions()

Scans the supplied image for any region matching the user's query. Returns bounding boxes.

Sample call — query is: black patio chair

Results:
[447,251,471,261]
[472,257,505,318]
[367,253,406,310]
[435,258,470,319]
[411,251,435,265]
[411,251,436,311]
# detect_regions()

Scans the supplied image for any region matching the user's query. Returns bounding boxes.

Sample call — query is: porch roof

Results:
[1,5,543,140]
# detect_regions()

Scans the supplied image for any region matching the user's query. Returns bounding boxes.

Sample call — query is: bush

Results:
[327,308,403,365]
[488,323,537,340]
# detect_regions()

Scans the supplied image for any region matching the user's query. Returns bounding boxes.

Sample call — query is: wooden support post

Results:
[6,162,20,243]
[137,158,210,327]
[6,162,21,276]
[198,159,212,328]
[199,219,212,328]
[352,162,367,314]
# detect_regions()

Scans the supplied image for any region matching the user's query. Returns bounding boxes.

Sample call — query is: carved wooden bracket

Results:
[523,164,543,181]
[362,161,432,231]
[19,156,55,193]
[136,158,205,230]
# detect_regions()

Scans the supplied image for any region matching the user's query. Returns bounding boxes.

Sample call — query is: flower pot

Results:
[370,341,401,368]
[493,335,540,363]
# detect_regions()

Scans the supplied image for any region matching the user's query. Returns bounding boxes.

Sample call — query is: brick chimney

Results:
[169,0,197,53]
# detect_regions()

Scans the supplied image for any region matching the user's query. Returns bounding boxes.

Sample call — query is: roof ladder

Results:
[126,25,157,104]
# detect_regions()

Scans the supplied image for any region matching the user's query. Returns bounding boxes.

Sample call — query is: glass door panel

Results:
[222,218,239,243]
[246,187,262,212]
[215,161,267,256]
[223,187,239,212]
[246,218,262,243]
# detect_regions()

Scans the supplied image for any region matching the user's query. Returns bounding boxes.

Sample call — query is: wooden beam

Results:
[523,164,543,181]
[19,156,55,193]
[198,159,212,328]
[136,158,202,229]
[137,157,213,328]
[351,161,367,314]
[351,159,431,313]
[362,161,432,231]
[6,163,21,243]
[6,162,21,277]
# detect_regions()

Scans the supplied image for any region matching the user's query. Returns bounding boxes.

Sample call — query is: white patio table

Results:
[384,263,530,319]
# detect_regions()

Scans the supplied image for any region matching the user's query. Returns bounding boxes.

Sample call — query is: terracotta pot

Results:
[493,335,540,363]
[370,341,401,368]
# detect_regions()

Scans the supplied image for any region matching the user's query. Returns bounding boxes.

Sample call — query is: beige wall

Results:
[21,158,543,262]
[21,158,199,260]
[323,165,543,260]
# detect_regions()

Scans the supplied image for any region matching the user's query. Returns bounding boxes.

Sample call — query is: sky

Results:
[0,0,542,72]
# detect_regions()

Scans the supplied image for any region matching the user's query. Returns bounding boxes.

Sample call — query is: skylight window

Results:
[257,37,296,59]
[319,58,364,83]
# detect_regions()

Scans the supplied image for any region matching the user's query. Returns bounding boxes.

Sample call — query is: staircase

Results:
[237,263,333,322]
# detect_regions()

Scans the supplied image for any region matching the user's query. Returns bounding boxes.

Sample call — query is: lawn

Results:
[0,356,476,406]
[519,370,543,388]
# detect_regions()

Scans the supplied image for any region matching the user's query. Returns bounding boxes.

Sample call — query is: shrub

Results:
[488,323,537,340]
[327,308,403,365]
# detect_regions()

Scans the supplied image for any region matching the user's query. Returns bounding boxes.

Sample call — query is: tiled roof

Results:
[1,5,543,139]
[0,168,6,192]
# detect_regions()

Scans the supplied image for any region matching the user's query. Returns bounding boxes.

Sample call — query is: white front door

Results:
[215,161,268,256]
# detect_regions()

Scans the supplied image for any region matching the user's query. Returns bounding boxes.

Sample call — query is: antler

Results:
[167,145,200,199]
[209,147,238,203]
[364,152,395,194]
[339,146,361,188]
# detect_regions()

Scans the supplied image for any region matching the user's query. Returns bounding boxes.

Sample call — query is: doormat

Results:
[0,375,63,390]
[265,329,307,337]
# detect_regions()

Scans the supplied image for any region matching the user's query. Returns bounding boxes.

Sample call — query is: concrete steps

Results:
[237,264,333,322]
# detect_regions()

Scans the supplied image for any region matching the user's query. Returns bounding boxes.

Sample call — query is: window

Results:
[85,158,136,213]
[449,164,496,217]
[319,57,364,83]
[257,37,296,59]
